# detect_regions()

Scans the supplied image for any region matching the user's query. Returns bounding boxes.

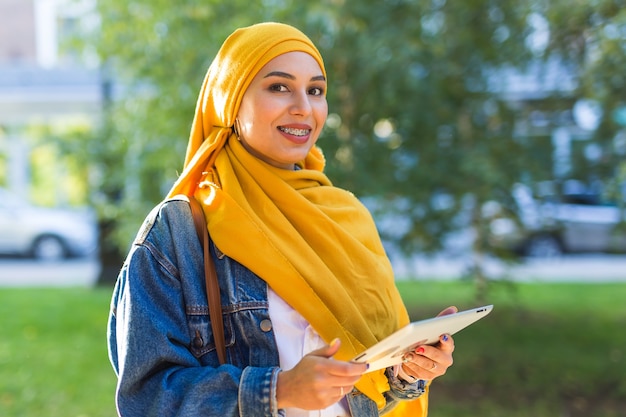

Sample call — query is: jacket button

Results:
[192,330,204,348]
[260,319,272,332]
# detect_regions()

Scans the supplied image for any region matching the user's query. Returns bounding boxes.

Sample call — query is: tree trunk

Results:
[95,219,124,286]
[470,205,489,304]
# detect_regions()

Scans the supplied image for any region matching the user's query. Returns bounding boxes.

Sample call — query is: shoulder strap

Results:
[187,196,227,365]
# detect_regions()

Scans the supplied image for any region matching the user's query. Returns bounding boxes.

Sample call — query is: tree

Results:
[72,0,577,294]
[72,0,275,282]
[306,1,537,299]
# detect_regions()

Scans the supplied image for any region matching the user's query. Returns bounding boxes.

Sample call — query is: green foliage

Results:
[73,0,536,253]
[304,0,536,256]
[64,0,626,272]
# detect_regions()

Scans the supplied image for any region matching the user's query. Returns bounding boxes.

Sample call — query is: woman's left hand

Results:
[400,306,457,380]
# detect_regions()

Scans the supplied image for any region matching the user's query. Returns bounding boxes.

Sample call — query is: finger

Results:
[405,345,453,371]
[337,385,354,398]
[437,333,455,353]
[402,351,433,371]
[401,354,435,377]
[307,338,341,359]
[436,305,458,317]
[307,339,368,377]
[402,355,446,379]
[417,343,454,366]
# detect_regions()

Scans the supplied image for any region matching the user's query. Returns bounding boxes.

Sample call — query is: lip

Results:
[277,124,312,144]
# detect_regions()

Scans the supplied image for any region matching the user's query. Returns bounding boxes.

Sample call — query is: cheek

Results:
[236,99,253,130]
[239,107,265,136]
[316,103,329,128]
[238,93,270,126]
[247,99,281,127]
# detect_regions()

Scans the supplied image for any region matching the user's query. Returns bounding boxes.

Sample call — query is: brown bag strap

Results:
[188,196,227,365]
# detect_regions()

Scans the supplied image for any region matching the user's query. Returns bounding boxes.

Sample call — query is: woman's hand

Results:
[400,306,457,381]
[276,339,368,410]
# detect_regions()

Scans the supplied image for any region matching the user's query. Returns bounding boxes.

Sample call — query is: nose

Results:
[290,90,312,116]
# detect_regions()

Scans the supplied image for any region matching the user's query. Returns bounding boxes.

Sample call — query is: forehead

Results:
[255,51,325,79]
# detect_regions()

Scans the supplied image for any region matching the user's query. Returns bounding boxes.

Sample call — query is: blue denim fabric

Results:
[108,198,424,416]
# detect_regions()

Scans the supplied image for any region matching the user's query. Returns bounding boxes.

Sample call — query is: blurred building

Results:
[0,0,102,202]
[490,58,599,185]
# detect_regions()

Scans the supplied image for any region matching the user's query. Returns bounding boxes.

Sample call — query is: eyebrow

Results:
[264,71,326,82]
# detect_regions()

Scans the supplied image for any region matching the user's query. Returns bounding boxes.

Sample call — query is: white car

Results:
[490,183,626,257]
[0,188,98,261]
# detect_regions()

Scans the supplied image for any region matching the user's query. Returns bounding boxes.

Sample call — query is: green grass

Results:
[397,279,626,417]
[0,287,117,417]
[1,281,625,417]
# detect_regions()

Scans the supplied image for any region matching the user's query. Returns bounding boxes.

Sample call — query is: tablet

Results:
[352,305,493,372]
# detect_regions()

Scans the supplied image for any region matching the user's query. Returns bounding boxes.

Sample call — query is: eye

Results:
[269,84,289,92]
[309,86,325,96]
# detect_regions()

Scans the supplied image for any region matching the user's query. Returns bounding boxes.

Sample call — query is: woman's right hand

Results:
[276,339,368,410]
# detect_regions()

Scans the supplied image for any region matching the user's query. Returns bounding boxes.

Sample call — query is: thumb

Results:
[437,306,459,317]
[308,338,341,359]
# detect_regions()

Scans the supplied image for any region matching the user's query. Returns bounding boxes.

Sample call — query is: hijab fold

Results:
[167,22,426,414]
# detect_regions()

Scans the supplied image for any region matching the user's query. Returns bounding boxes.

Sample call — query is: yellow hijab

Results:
[168,22,427,414]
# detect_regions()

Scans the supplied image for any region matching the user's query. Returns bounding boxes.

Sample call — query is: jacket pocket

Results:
[186,307,233,360]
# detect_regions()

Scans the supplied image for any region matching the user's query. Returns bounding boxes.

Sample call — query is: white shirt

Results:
[268,288,351,417]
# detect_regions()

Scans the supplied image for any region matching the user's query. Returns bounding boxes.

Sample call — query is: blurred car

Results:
[489,183,626,258]
[0,188,98,261]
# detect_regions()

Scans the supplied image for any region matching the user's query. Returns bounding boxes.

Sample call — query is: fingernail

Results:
[330,338,340,347]
[442,334,449,342]
[366,363,370,370]
[416,347,425,354]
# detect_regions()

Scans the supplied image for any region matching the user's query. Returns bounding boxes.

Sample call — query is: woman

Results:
[108,22,455,416]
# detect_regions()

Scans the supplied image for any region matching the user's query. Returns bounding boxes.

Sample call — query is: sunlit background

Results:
[0,1,625,416]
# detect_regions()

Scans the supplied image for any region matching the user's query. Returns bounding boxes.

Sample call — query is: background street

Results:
[392,253,626,282]
[0,257,101,286]
[1,254,624,286]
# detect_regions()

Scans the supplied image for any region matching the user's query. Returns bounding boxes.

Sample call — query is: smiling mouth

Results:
[278,126,310,136]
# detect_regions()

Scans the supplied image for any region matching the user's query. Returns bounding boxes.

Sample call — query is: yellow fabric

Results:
[167,22,428,414]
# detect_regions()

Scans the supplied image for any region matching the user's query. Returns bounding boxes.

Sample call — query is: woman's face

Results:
[237,51,328,170]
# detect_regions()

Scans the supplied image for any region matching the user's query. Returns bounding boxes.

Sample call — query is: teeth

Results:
[279,127,309,136]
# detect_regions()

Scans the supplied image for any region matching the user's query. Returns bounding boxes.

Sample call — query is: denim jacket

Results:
[108,197,425,417]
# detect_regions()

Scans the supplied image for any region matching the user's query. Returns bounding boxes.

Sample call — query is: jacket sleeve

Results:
[107,202,282,417]
[379,369,429,416]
